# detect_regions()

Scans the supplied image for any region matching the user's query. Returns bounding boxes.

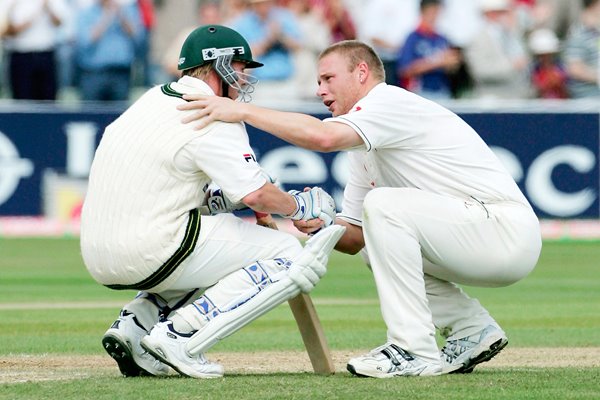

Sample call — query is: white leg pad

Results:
[183,261,301,355]
[182,225,346,356]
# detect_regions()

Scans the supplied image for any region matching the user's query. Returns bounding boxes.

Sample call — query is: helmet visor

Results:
[214,55,259,103]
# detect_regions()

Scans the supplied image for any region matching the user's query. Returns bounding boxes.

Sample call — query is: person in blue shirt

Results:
[74,0,142,101]
[229,0,302,82]
[396,0,461,100]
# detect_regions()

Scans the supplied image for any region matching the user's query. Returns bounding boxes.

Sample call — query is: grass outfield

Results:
[1,238,599,399]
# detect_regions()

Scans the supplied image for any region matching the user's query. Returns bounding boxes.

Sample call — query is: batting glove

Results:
[284,187,337,227]
[203,183,248,215]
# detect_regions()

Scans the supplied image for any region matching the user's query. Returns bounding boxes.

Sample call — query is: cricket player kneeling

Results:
[140,224,345,378]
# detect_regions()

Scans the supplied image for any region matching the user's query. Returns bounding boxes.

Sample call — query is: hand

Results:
[293,218,325,235]
[202,183,247,214]
[178,94,245,130]
[285,187,336,227]
[441,48,461,71]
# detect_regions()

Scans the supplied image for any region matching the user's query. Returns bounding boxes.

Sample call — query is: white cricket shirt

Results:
[326,83,530,226]
[81,76,266,287]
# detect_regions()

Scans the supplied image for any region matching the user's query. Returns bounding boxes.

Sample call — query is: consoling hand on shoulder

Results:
[177,94,246,130]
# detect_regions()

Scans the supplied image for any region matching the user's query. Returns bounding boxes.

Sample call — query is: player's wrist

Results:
[284,192,303,220]
[239,103,253,121]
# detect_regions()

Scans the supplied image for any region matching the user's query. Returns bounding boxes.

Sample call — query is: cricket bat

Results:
[254,211,336,375]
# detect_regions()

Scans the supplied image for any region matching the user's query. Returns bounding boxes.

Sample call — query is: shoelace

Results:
[440,336,478,362]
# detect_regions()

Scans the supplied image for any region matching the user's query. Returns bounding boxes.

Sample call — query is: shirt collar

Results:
[171,75,216,96]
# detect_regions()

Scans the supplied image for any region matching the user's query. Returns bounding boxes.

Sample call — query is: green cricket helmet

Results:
[178,25,263,102]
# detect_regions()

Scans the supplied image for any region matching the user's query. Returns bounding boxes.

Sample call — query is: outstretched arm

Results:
[178,94,363,152]
[293,217,364,255]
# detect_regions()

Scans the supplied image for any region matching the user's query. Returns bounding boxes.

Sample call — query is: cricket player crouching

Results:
[80,25,344,378]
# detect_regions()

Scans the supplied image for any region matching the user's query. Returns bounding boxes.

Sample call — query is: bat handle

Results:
[254,211,278,229]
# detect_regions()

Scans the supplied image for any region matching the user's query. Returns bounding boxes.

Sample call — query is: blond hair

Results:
[182,64,214,80]
[319,40,385,82]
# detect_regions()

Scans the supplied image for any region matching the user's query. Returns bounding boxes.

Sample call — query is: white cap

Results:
[479,0,510,12]
[528,29,560,54]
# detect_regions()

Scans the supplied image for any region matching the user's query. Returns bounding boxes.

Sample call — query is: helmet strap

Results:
[221,79,230,99]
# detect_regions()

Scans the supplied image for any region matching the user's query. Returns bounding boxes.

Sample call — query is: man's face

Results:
[316,53,361,117]
[225,61,248,100]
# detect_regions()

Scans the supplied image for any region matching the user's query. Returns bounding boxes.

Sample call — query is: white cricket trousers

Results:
[361,187,542,365]
[123,213,301,330]
[171,213,302,290]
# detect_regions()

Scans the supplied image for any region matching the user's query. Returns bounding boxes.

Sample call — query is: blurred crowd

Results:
[0,0,598,103]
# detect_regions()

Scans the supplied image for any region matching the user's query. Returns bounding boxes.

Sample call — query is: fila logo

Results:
[244,153,256,163]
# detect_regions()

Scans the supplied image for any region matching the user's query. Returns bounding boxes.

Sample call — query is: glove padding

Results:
[288,260,326,293]
[285,187,336,227]
[203,183,248,215]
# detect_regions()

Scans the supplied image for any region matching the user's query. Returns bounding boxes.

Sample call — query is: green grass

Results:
[1,238,599,399]
[3,370,600,400]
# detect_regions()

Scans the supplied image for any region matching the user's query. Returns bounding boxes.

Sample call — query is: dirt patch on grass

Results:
[2,348,599,383]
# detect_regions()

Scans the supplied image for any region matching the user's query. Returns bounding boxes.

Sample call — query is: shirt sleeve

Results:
[563,29,588,64]
[325,87,420,152]
[185,122,267,204]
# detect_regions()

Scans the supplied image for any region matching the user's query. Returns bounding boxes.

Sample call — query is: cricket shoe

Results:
[441,325,508,374]
[102,311,170,377]
[140,321,224,379]
[347,343,442,378]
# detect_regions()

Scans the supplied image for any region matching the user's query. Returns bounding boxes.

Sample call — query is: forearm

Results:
[279,34,302,51]
[241,104,332,151]
[400,55,447,78]
[91,18,110,42]
[46,4,63,26]
[333,219,364,255]
[119,17,136,37]
[6,19,33,35]
[242,183,297,216]
[567,61,597,84]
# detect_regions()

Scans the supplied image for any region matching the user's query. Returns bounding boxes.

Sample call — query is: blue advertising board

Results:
[463,113,599,219]
[0,105,598,219]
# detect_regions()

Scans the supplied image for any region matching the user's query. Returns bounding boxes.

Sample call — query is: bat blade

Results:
[254,211,336,375]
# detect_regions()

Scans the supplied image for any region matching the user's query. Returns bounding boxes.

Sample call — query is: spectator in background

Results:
[162,1,223,81]
[132,0,155,87]
[0,1,9,36]
[360,0,418,86]
[316,0,357,42]
[2,0,70,100]
[563,0,600,99]
[221,0,248,25]
[437,0,482,50]
[0,0,8,97]
[230,0,302,101]
[447,46,476,98]
[287,0,332,99]
[528,28,568,98]
[397,0,461,100]
[540,0,582,39]
[465,0,532,99]
[148,0,199,86]
[74,0,142,101]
